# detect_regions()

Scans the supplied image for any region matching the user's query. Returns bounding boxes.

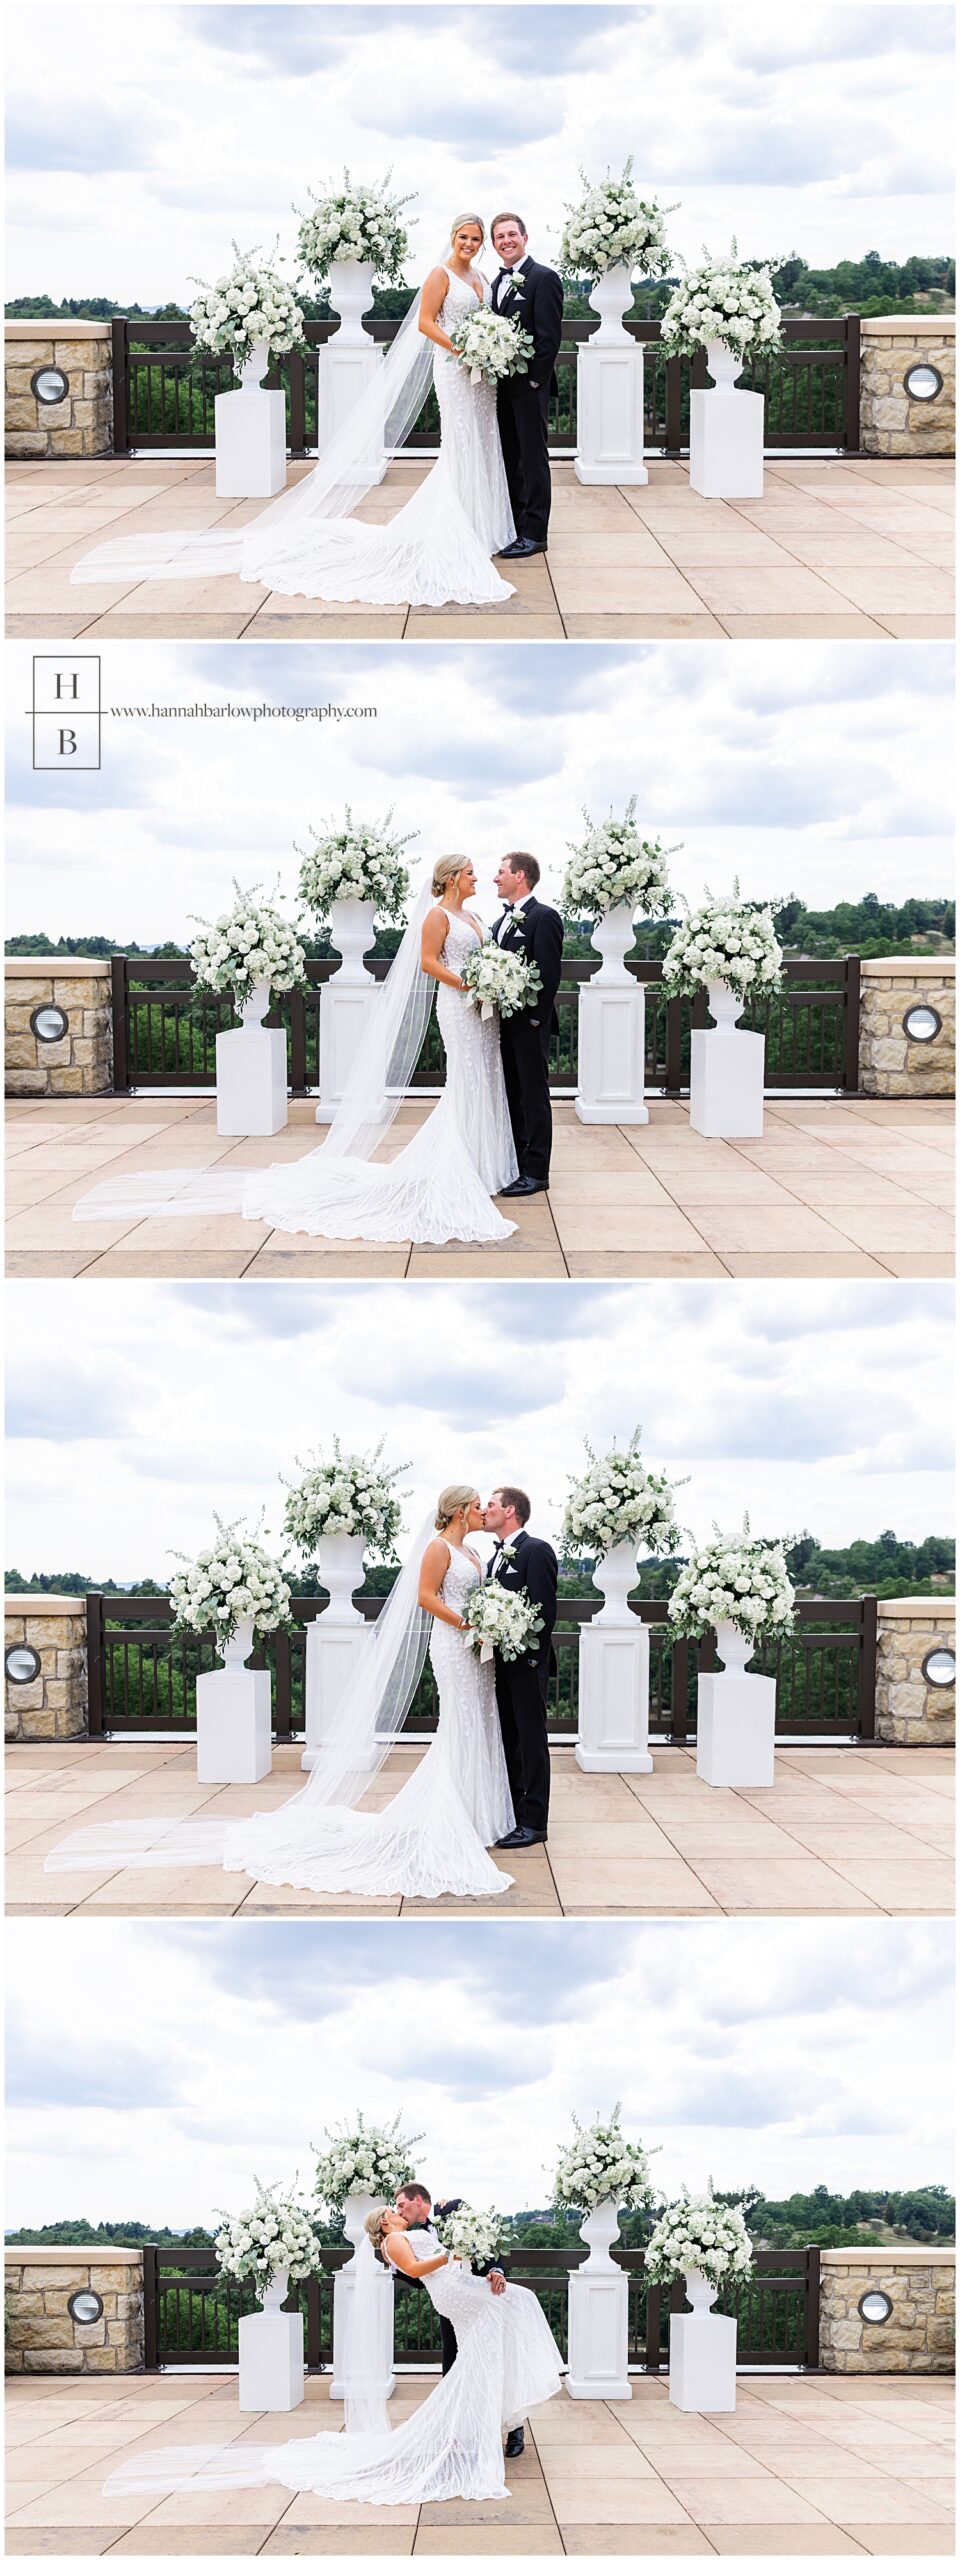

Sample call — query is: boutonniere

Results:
[498,1540,519,1568]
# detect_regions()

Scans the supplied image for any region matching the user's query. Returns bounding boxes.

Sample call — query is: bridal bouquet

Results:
[295,171,413,283]
[563,1429,683,1561]
[645,2186,753,2288]
[312,2112,422,2209]
[449,305,534,387]
[461,942,542,1022]
[296,807,415,924]
[562,800,676,920]
[282,1439,408,1564]
[461,1581,543,1666]
[189,244,306,368]
[661,246,782,362]
[214,2179,321,2292]
[667,1518,795,1647]
[190,883,307,1004]
[435,2201,504,2273]
[662,888,783,1002]
[560,162,674,279]
[169,1517,293,1645]
[554,2104,658,2214]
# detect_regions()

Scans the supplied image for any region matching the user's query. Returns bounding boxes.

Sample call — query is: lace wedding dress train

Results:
[104,2228,565,2508]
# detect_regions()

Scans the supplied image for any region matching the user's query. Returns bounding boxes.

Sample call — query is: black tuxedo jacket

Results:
[487,1529,558,1681]
[496,896,563,1035]
[493,257,564,393]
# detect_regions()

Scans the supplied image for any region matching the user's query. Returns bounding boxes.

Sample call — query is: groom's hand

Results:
[488,2270,507,2294]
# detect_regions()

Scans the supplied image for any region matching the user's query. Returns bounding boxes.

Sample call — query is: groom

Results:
[485,1487,558,1849]
[490,213,564,559]
[392,2182,526,2458]
[493,852,563,1198]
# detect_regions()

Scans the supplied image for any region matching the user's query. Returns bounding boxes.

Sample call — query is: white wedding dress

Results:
[104,2227,565,2508]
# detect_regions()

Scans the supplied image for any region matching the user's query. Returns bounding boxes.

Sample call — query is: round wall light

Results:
[30,1004,69,1044]
[68,2290,104,2326]
[902,1003,941,1044]
[5,1644,42,1686]
[858,2290,893,2324]
[903,362,943,403]
[922,1647,956,1688]
[30,366,70,407]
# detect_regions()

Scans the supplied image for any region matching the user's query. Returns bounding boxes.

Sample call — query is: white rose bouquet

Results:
[295,807,415,924]
[461,942,542,1023]
[312,2112,422,2209]
[461,1581,543,1667]
[214,2179,320,2293]
[563,800,677,920]
[662,885,783,1002]
[435,2201,504,2273]
[189,882,307,1005]
[563,1429,684,1562]
[295,171,413,284]
[554,2104,658,2214]
[169,1516,293,1646]
[667,1517,795,1648]
[661,245,782,363]
[282,1438,408,1564]
[189,244,306,369]
[448,305,534,387]
[560,162,674,279]
[645,2185,753,2288]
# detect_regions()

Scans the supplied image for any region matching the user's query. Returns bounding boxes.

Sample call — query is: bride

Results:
[47,1488,519,1901]
[103,2207,564,2509]
[74,856,519,1246]
[71,215,518,609]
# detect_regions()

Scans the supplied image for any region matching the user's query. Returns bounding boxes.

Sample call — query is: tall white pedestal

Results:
[314,981,380,1122]
[576,1620,652,1773]
[689,386,764,500]
[689,1025,764,1138]
[330,2261,396,2405]
[214,388,287,498]
[238,2307,305,2411]
[574,346,648,487]
[576,982,648,1125]
[303,1616,374,1771]
[195,1665,273,1784]
[566,2266,631,2400]
[315,341,387,482]
[215,1024,288,1137]
[696,1671,776,1789]
[669,2309,737,2411]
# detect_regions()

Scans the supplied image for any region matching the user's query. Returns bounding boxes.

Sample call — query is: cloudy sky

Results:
[6,1279,952,1584]
[5,1916,953,2228]
[7,5,953,302]
[7,641,954,943]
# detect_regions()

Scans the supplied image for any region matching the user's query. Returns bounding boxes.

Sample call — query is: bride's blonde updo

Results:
[364,2207,391,2251]
[431,851,467,899]
[435,1483,480,1533]
[450,212,485,249]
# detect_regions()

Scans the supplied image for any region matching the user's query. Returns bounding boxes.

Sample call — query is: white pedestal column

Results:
[302,1534,371,1771]
[575,267,647,487]
[196,1621,272,1784]
[576,1541,652,1774]
[689,983,764,1140]
[670,2273,737,2412]
[689,343,764,499]
[215,1025,288,1136]
[575,908,647,1126]
[215,345,287,498]
[566,2199,631,2401]
[239,2274,304,2412]
[315,900,379,1122]
[316,263,386,482]
[331,2193,395,2406]
[696,1620,775,1789]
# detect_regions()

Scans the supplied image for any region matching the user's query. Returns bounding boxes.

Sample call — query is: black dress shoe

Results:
[500,1173,548,1197]
[495,1825,547,1849]
[505,2426,525,2458]
[496,536,547,557]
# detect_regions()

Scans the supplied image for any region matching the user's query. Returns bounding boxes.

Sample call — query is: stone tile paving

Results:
[4,2371,954,2554]
[5,457,954,640]
[5,1097,954,1282]
[6,1743,953,1919]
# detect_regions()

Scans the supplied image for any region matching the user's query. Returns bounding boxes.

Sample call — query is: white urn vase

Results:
[566,2194,630,2401]
[578,2196,622,2269]
[592,1540,640,1625]
[587,264,635,346]
[239,2262,303,2412]
[221,1616,256,1672]
[575,908,648,1128]
[576,265,647,488]
[696,1614,775,1792]
[196,1613,272,1786]
[260,2267,291,2314]
[329,261,377,346]
[683,2267,719,2315]
[215,339,287,499]
[713,1617,754,1677]
[689,977,765,1140]
[576,1539,652,1776]
[704,340,744,393]
[215,978,287,1138]
[689,337,764,500]
[669,2262,736,2413]
[327,899,378,986]
[315,901,381,1123]
[331,2190,395,2405]
[238,339,271,391]
[303,1535,371,1770]
[316,261,387,478]
[238,978,272,1030]
[590,905,637,985]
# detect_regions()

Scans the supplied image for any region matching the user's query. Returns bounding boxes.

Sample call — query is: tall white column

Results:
[302,1535,371,1771]
[576,1542,652,1775]
[214,344,287,499]
[315,263,387,482]
[689,343,764,499]
[575,268,647,487]
[566,2201,631,2401]
[315,900,380,1123]
[696,1618,776,1788]
[330,2194,396,2405]
[238,2274,304,2411]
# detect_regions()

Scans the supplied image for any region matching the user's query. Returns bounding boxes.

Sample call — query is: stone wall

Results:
[876,1598,956,1747]
[4,1596,89,1743]
[859,317,956,458]
[5,320,114,459]
[820,2250,955,2374]
[859,958,955,1098]
[5,958,113,1098]
[5,2250,144,2374]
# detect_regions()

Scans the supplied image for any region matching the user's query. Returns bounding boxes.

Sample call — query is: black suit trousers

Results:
[496,378,552,543]
[439,2312,457,2375]
[495,1653,551,1835]
[500,1008,553,1182]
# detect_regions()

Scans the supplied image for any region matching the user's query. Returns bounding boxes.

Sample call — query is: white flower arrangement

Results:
[295,171,413,283]
[214,2179,320,2292]
[282,1438,408,1563]
[169,1516,293,1646]
[554,2104,658,2214]
[435,2201,504,2273]
[189,244,306,368]
[312,2112,422,2209]
[662,886,783,1002]
[660,244,782,363]
[563,1429,683,1562]
[461,942,542,1023]
[295,807,415,924]
[560,162,674,279]
[667,1517,795,1647]
[448,305,534,387]
[462,1581,542,1667]
[645,2185,754,2288]
[562,800,677,920]
[189,881,307,1004]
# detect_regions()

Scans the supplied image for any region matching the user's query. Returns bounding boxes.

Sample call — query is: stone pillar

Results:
[858,958,955,1098]
[875,1598,956,1746]
[5,957,113,1098]
[859,317,956,459]
[5,2248,145,2374]
[819,2249,955,2374]
[5,320,114,460]
[4,1596,89,1742]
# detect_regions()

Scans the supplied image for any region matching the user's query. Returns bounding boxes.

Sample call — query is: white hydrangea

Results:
[214,2179,320,2291]
[435,2201,504,2272]
[282,1439,408,1562]
[645,2185,754,2287]
[563,800,677,920]
[554,2104,658,2213]
[461,1582,543,1666]
[663,886,783,1001]
[448,306,534,387]
[661,244,782,362]
[461,943,542,1022]
[312,2111,422,2209]
[561,162,674,278]
[668,1516,795,1646]
[189,243,306,367]
[295,171,413,283]
[169,1516,292,1646]
[563,1428,684,1562]
[296,807,415,924]
[190,881,307,1003]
